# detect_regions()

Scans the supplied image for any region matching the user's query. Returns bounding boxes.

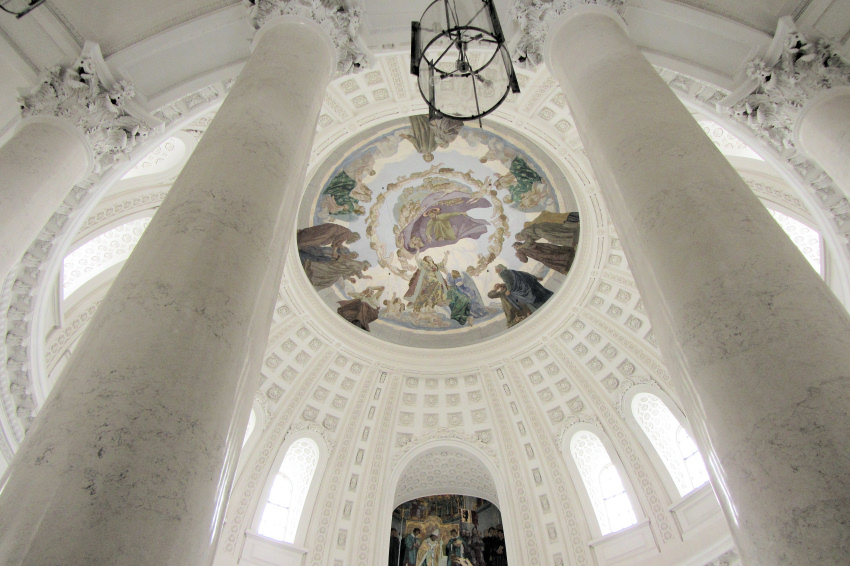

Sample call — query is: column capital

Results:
[18,42,155,175]
[510,0,626,68]
[724,18,850,158]
[244,0,369,76]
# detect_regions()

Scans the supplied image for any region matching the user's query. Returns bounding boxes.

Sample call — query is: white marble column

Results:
[543,6,850,566]
[0,17,335,566]
[795,87,850,197]
[0,116,91,278]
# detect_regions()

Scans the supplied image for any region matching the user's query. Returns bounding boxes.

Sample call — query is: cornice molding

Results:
[245,0,369,76]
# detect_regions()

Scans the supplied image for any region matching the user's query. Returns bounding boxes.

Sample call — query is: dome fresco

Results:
[297,116,580,347]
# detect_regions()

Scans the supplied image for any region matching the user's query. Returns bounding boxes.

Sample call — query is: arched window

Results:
[631,392,708,496]
[570,430,637,535]
[258,437,320,543]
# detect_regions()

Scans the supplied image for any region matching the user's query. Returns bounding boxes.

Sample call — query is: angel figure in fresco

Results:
[400,191,491,253]
[447,270,488,320]
[404,251,450,312]
[337,285,384,332]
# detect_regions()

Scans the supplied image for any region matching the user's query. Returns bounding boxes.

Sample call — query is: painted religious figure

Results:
[400,190,491,253]
[404,528,421,566]
[404,252,450,313]
[321,170,371,217]
[337,285,384,331]
[489,265,553,327]
[416,530,444,566]
[299,118,581,342]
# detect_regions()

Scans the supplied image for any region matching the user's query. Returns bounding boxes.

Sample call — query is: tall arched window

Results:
[570,430,637,535]
[631,392,708,496]
[258,437,320,543]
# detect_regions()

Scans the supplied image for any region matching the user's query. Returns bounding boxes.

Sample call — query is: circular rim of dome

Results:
[291,116,594,354]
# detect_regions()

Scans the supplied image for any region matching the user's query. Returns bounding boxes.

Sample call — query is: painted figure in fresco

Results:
[321,170,370,216]
[513,240,576,274]
[505,156,542,205]
[401,115,464,161]
[337,285,384,331]
[297,223,360,259]
[487,283,531,328]
[493,529,508,566]
[469,527,486,566]
[448,270,488,319]
[383,293,407,317]
[416,530,444,566]
[515,215,580,248]
[404,251,450,312]
[446,529,469,561]
[484,528,498,564]
[302,253,371,290]
[447,281,472,326]
[495,265,553,311]
[404,528,422,566]
[401,191,491,253]
[390,528,402,566]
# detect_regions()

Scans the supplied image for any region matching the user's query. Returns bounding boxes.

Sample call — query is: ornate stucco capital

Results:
[723,18,850,153]
[244,0,370,76]
[18,43,156,175]
[510,0,625,68]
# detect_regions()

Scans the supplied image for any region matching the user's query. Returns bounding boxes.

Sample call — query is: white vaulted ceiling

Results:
[1,2,850,565]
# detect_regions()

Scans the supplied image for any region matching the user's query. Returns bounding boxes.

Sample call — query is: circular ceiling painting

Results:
[297,116,580,348]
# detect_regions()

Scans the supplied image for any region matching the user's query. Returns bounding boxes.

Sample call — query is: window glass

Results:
[570,431,637,535]
[258,438,320,542]
[632,392,708,496]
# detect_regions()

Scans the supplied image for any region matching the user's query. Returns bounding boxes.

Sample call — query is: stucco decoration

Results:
[728,21,850,157]
[722,18,850,235]
[395,447,499,505]
[510,0,625,68]
[19,43,155,175]
[244,0,369,75]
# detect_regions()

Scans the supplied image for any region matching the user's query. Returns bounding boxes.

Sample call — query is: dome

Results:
[296,117,581,347]
[0,3,849,566]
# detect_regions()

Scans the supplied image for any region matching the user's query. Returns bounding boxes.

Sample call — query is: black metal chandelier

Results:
[0,0,44,18]
[411,0,520,124]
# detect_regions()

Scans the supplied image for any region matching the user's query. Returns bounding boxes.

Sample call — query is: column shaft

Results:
[0,18,334,566]
[0,117,91,277]
[795,87,850,199]
[546,8,850,565]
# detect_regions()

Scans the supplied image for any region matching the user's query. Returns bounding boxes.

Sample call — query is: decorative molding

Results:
[221,348,334,556]
[548,340,676,543]
[19,42,156,174]
[554,414,604,448]
[245,0,369,75]
[503,362,590,565]
[718,18,850,248]
[480,366,543,565]
[393,427,498,465]
[614,376,658,418]
[285,419,336,453]
[510,0,625,68]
